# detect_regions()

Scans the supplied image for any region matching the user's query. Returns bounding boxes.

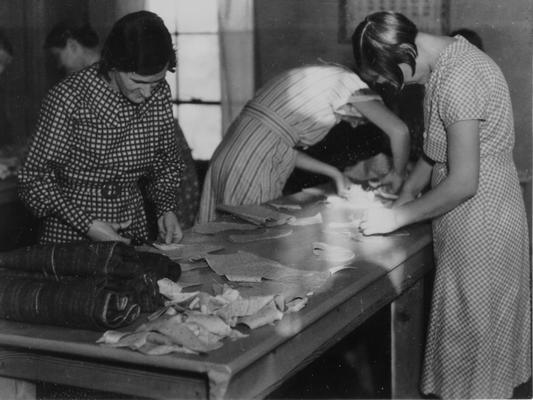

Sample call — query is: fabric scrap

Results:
[288,213,323,226]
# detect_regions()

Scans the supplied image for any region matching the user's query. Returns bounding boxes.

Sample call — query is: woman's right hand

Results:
[87,219,132,244]
[393,190,416,207]
[333,171,351,198]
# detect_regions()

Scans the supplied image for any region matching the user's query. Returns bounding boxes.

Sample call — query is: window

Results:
[145,0,222,160]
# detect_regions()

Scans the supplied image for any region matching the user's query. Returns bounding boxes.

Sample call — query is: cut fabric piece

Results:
[205,251,301,281]
[228,227,293,243]
[151,243,224,262]
[192,221,258,235]
[205,251,333,292]
[238,301,283,329]
[268,202,302,211]
[288,213,323,226]
[216,204,296,227]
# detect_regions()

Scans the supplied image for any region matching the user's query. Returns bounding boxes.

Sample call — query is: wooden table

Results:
[0,189,434,399]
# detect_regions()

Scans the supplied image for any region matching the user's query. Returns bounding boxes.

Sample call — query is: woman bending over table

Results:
[198,63,410,222]
[354,11,530,399]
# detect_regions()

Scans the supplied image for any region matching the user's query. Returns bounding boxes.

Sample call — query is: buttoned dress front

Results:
[420,37,531,399]
[198,64,381,222]
[18,64,183,244]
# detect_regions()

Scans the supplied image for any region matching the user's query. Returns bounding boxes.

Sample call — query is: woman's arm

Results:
[394,155,433,206]
[360,119,480,234]
[351,100,410,193]
[295,151,350,195]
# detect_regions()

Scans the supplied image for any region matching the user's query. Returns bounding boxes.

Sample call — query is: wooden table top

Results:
[0,188,433,399]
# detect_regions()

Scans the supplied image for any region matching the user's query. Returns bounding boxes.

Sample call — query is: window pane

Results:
[177,104,221,160]
[176,0,218,33]
[177,35,220,102]
[145,0,178,32]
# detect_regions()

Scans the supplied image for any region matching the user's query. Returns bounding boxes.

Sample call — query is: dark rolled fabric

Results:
[0,241,143,279]
[0,242,181,330]
[0,275,140,330]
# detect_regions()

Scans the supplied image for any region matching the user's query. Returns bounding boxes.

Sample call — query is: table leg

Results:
[0,376,36,400]
[390,278,425,399]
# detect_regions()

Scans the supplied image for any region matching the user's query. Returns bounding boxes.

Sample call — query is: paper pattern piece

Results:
[216,204,296,227]
[228,227,293,243]
[205,251,333,292]
[205,251,303,281]
[312,242,356,264]
[288,212,323,226]
[192,221,258,235]
[152,243,224,262]
[268,202,302,211]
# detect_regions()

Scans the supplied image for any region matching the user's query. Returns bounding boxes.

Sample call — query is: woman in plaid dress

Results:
[19,11,184,245]
[354,12,530,398]
[198,63,411,222]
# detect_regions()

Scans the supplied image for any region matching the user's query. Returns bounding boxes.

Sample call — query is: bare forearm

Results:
[295,151,340,179]
[396,175,476,226]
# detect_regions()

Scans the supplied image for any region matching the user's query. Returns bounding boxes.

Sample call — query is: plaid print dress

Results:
[18,64,183,244]
[198,64,381,222]
[420,37,531,398]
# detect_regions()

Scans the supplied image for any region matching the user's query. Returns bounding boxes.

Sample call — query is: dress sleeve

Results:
[333,88,384,124]
[438,63,488,128]
[146,85,183,218]
[18,86,93,234]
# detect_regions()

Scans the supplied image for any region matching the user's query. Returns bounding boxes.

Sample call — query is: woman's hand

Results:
[378,169,404,194]
[87,219,132,244]
[393,191,416,207]
[333,171,352,198]
[158,211,183,244]
[359,208,400,236]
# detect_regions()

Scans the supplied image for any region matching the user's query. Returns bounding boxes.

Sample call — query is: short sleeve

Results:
[439,63,488,127]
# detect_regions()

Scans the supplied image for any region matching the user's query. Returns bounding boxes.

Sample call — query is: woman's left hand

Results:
[359,208,400,235]
[157,211,183,244]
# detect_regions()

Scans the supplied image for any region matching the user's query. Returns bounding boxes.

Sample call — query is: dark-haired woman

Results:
[198,63,410,222]
[353,11,530,399]
[19,11,184,245]
[44,21,101,75]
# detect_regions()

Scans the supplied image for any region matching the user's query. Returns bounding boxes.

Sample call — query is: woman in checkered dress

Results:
[354,12,530,398]
[19,11,185,245]
[198,63,411,222]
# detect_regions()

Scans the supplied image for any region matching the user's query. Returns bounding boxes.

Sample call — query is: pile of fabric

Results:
[0,241,181,330]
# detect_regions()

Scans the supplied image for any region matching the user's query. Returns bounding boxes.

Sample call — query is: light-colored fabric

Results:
[198,64,376,222]
[218,0,255,133]
[420,36,531,399]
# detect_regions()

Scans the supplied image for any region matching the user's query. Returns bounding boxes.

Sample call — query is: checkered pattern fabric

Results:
[18,64,183,244]
[420,37,531,398]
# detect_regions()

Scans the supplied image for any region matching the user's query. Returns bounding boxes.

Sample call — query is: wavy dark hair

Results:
[99,11,176,77]
[44,21,99,49]
[352,11,418,92]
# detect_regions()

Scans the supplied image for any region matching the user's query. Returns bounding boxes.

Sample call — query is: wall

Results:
[0,0,90,143]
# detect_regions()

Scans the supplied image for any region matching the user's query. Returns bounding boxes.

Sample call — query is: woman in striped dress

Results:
[354,12,530,398]
[198,63,410,222]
